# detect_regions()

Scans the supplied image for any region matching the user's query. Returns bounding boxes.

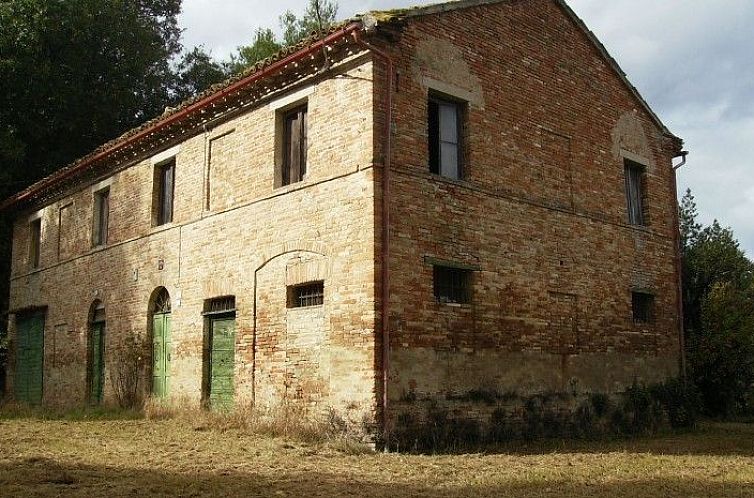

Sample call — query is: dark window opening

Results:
[203,296,237,316]
[92,188,110,247]
[288,281,324,308]
[282,105,308,186]
[29,219,41,269]
[433,266,472,304]
[624,159,647,226]
[428,94,464,179]
[632,291,655,324]
[154,158,175,226]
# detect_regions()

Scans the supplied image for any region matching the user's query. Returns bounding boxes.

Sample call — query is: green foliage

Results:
[680,190,754,417]
[281,0,338,47]
[173,47,230,102]
[227,28,282,74]
[0,0,183,183]
[230,0,338,73]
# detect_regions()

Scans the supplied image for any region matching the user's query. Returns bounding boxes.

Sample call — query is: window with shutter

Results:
[428,93,465,180]
[282,105,308,186]
[154,158,175,226]
[92,188,110,247]
[624,160,647,226]
[29,219,41,269]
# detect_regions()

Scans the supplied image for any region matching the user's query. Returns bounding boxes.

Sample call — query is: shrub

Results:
[650,378,700,429]
[109,331,148,409]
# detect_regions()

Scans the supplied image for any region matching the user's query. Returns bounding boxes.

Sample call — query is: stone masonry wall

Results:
[6,56,378,427]
[377,0,683,426]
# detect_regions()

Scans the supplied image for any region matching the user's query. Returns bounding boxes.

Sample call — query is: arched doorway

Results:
[150,288,172,398]
[88,300,106,404]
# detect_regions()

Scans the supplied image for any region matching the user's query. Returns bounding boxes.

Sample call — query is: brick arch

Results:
[252,239,329,273]
[249,240,329,407]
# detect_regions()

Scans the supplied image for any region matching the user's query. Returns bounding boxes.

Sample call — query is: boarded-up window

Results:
[207,130,236,211]
[624,160,646,226]
[433,266,472,304]
[288,281,324,308]
[549,291,578,353]
[282,105,308,186]
[632,291,654,324]
[29,219,41,268]
[92,188,110,247]
[541,130,572,208]
[154,158,175,226]
[429,94,464,179]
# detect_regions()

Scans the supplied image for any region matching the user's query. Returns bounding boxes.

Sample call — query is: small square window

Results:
[624,159,647,226]
[92,188,110,247]
[632,292,655,324]
[29,218,41,268]
[433,266,472,304]
[428,93,465,180]
[288,281,324,308]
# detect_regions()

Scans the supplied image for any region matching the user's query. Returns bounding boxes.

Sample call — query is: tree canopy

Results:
[680,190,754,416]
[0,0,183,188]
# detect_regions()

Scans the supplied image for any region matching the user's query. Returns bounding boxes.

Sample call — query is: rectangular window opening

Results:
[29,219,41,269]
[632,291,655,324]
[624,159,647,226]
[154,158,175,226]
[288,281,324,308]
[281,104,308,187]
[428,93,465,180]
[92,188,110,247]
[433,266,472,304]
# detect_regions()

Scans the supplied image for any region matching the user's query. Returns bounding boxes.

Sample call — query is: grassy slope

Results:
[0,418,752,497]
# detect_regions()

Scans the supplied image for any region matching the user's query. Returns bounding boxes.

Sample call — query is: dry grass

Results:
[0,412,753,497]
[142,397,367,446]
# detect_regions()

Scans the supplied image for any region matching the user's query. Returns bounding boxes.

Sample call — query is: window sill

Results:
[151,222,176,233]
[427,172,470,188]
[287,305,324,311]
[435,301,472,309]
[627,223,652,233]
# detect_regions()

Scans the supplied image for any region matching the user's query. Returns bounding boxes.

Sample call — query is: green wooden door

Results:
[88,322,105,404]
[152,313,171,398]
[15,312,45,405]
[209,317,235,409]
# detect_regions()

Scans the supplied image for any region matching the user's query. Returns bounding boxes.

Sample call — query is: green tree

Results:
[230,0,338,73]
[281,0,338,46]
[0,0,184,388]
[0,0,183,183]
[228,28,282,74]
[680,190,754,416]
[173,47,230,102]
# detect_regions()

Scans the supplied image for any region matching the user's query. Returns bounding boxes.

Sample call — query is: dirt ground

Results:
[0,417,753,497]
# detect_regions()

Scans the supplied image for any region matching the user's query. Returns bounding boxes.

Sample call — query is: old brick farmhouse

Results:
[2,0,685,436]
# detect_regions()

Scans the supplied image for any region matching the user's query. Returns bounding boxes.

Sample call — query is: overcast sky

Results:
[180,0,754,255]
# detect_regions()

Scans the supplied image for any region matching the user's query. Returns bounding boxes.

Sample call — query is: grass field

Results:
[0,414,753,497]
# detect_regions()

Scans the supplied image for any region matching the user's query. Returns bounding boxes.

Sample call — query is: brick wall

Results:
[377,0,682,425]
[6,57,378,426]
[6,0,684,441]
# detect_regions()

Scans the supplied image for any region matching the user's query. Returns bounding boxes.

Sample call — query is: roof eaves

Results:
[1,21,364,212]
